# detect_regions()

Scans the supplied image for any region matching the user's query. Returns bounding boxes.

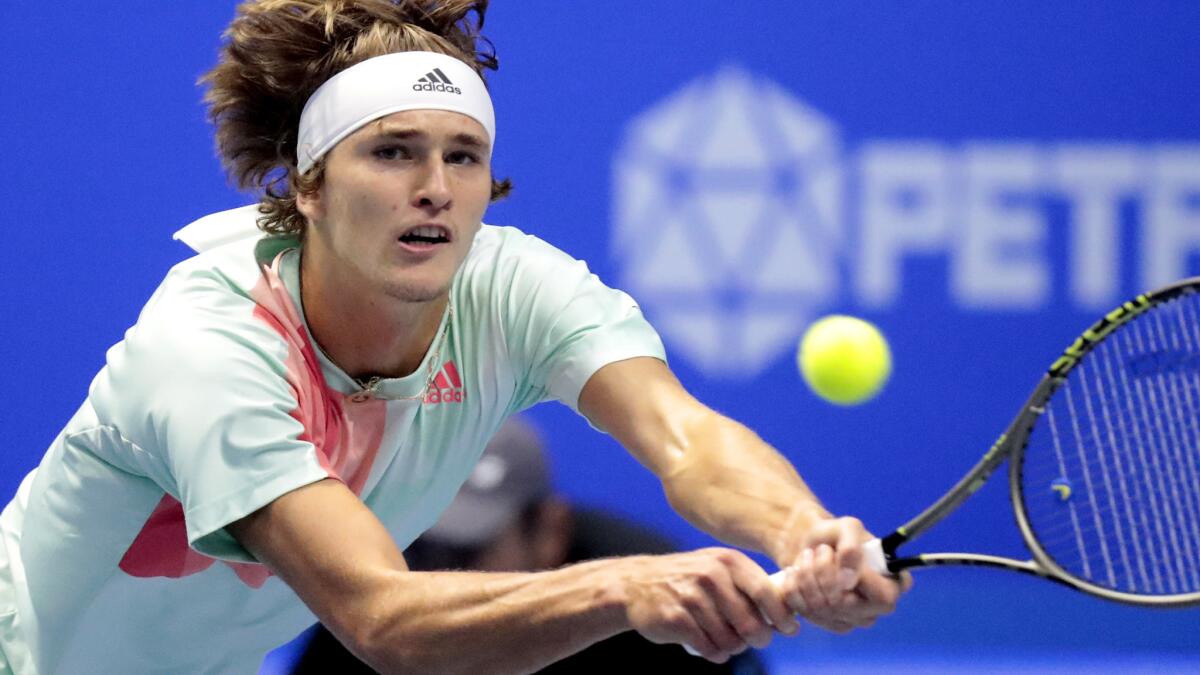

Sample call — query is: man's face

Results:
[298,109,493,303]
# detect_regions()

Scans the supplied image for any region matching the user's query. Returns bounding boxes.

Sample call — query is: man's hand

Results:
[615,547,800,664]
[774,513,912,633]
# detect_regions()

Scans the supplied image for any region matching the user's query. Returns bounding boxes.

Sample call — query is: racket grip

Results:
[862,538,888,573]
[760,538,888,586]
[683,539,888,657]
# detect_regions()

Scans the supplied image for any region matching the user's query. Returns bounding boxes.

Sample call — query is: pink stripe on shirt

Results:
[119,251,387,588]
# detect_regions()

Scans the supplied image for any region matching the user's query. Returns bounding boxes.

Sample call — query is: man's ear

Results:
[295,184,323,223]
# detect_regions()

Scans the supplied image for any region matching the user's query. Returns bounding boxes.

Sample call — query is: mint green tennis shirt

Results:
[0,222,665,674]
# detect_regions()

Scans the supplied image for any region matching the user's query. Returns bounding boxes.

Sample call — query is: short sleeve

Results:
[475,229,667,412]
[91,281,331,562]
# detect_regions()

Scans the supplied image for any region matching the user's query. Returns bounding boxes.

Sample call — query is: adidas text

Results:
[412,82,462,94]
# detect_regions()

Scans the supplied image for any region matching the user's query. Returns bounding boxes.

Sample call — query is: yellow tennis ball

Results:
[798,315,892,405]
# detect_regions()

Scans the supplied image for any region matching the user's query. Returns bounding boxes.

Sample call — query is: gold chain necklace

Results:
[350,301,454,402]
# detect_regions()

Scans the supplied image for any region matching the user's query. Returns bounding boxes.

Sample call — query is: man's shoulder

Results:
[145,232,298,324]
[119,241,295,380]
[164,232,288,290]
[466,224,581,266]
[456,224,588,299]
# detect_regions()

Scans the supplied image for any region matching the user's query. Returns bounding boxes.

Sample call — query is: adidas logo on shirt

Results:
[412,68,462,94]
[425,361,466,404]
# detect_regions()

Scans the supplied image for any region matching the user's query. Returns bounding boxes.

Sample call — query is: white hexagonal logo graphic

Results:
[612,66,844,378]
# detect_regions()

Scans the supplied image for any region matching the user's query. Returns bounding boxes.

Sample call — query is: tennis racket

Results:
[687,279,1200,656]
[766,276,1200,608]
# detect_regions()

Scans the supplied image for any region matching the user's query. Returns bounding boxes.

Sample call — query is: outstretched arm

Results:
[229,478,799,672]
[577,356,909,632]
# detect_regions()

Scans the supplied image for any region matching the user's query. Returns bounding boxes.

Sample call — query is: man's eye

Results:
[374,145,410,160]
[446,150,480,165]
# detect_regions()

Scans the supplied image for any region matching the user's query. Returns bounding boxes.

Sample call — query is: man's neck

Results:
[299,251,447,382]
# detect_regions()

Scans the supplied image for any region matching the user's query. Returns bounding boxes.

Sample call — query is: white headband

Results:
[296,51,495,174]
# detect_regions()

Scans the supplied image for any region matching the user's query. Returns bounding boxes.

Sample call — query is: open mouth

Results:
[398,225,451,246]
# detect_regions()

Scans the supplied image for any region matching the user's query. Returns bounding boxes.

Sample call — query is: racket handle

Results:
[683,539,888,657]
[761,538,888,586]
[862,537,889,573]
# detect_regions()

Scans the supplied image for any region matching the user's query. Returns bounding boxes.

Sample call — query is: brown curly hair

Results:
[202,0,512,237]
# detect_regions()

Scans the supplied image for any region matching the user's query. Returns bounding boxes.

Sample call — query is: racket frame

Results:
[877,277,1200,607]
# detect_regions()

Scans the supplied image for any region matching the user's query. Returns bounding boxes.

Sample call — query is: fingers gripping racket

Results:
[786,277,1200,607]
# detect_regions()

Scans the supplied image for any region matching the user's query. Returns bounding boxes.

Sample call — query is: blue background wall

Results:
[2,2,1198,671]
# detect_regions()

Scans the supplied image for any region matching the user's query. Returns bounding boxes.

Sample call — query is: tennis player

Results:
[0,1,907,673]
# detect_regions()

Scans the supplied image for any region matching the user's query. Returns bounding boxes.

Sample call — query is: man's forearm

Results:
[350,560,630,674]
[230,480,634,674]
[577,358,832,564]
[576,357,906,636]
[233,479,789,672]
[657,410,831,564]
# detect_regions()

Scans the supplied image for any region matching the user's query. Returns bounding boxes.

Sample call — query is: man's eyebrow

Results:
[451,132,488,149]
[375,125,423,140]
[375,125,488,149]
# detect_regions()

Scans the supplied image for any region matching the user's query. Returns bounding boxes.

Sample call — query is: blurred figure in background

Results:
[291,417,768,674]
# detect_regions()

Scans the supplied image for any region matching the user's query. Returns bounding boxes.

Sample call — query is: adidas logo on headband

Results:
[413,68,462,95]
[295,52,494,174]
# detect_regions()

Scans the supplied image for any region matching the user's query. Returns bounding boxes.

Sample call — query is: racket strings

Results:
[1053,328,1200,595]
[1051,382,1200,592]
[1020,291,1200,597]
[1097,304,1200,593]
